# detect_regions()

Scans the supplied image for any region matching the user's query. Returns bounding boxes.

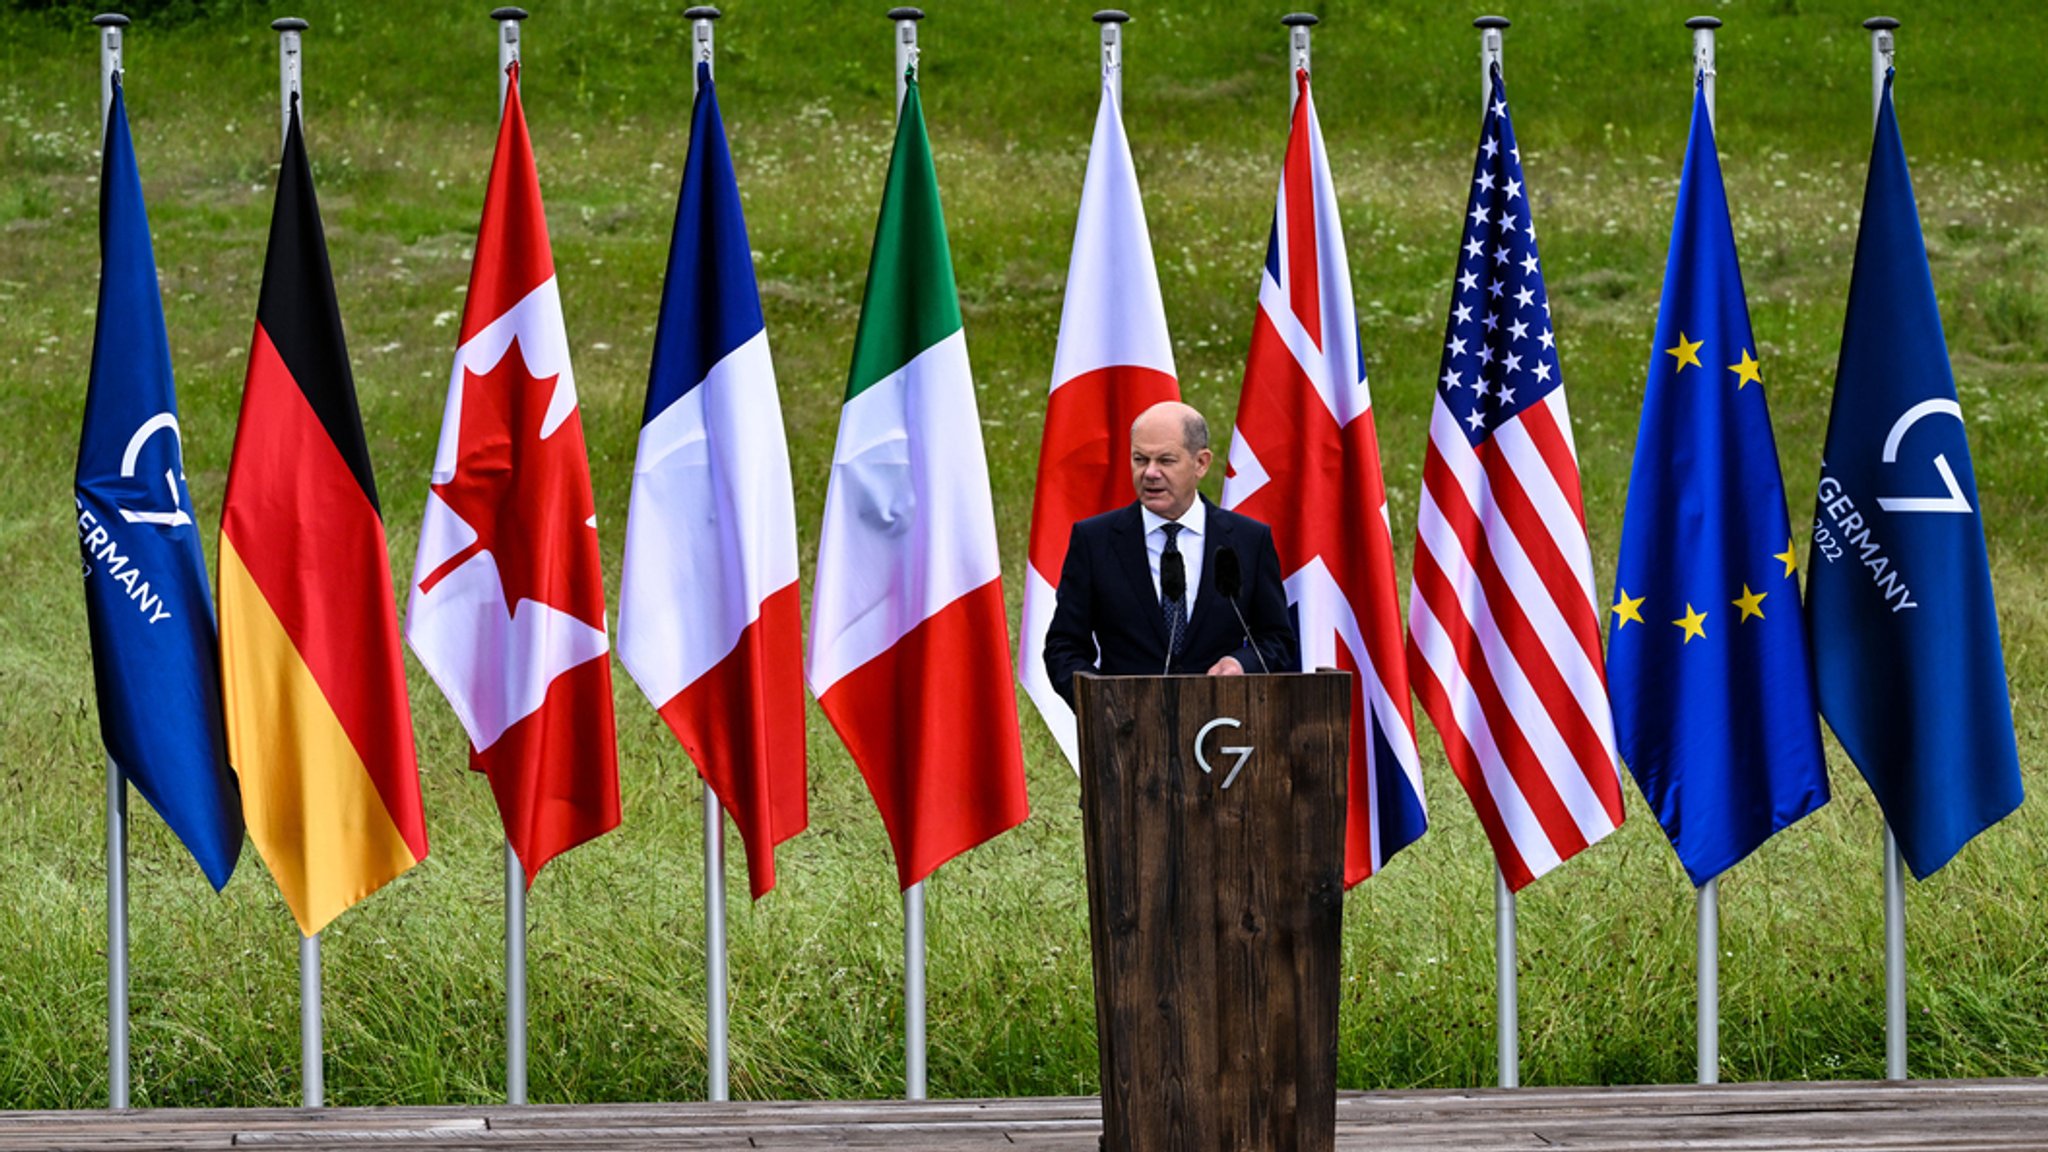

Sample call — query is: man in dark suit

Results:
[1045,401,1297,705]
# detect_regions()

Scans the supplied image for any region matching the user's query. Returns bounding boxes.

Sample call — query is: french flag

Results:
[618,62,807,898]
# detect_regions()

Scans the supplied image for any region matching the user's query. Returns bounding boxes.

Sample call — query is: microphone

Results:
[1215,547,1271,674]
[1160,548,1186,675]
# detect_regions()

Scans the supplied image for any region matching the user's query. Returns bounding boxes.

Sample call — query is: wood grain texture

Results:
[1077,672,1351,1152]
[11,1082,2048,1150]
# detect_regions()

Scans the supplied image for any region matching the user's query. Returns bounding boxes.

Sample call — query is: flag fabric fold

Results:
[619,64,807,898]
[1406,71,1623,892]
[219,102,427,936]
[407,67,619,884]
[1018,78,1181,767]
[1222,71,1427,885]
[807,75,1030,890]
[75,82,243,891]
[1607,84,1829,888]
[1806,72,2023,879]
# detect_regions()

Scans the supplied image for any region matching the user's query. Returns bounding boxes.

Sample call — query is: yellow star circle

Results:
[1666,332,1704,372]
[1732,585,1768,622]
[1729,348,1763,389]
[1774,539,1798,578]
[1612,589,1646,628]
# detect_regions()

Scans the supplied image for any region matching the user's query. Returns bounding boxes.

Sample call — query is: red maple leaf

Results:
[419,337,605,629]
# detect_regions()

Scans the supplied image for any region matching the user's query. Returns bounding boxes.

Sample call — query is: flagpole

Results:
[1474,12,1519,1093]
[1094,10,1125,107]
[275,16,303,152]
[1689,15,1719,125]
[495,5,523,120]
[93,9,131,1112]
[96,12,125,133]
[1679,15,1725,1088]
[679,1,734,1107]
[266,14,327,1111]
[886,3,928,1103]
[1283,12,1315,111]
[891,7,921,118]
[1858,13,1907,1085]
[490,1,531,1109]
[104,747,128,1110]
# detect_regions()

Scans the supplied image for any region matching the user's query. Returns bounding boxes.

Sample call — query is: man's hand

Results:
[1207,655,1245,676]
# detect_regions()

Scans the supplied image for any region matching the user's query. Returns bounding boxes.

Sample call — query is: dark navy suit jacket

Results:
[1044,498,1298,706]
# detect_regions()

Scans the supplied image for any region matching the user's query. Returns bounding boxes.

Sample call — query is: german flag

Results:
[219,100,426,936]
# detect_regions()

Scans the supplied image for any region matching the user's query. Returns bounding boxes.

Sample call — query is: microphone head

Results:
[1161,553,1186,603]
[1215,546,1242,598]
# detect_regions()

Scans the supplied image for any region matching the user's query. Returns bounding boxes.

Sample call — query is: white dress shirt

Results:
[1140,499,1205,623]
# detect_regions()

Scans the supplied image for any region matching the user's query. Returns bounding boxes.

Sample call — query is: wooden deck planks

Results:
[3,1080,2047,1151]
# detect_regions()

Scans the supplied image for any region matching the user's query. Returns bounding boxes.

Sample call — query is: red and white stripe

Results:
[1019,79,1178,766]
[1407,389,1621,890]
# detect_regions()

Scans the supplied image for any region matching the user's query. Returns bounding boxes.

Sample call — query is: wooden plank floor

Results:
[5,1079,2048,1150]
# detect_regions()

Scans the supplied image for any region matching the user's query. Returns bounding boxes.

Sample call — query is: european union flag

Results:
[75,83,242,890]
[1807,72,2022,879]
[1608,83,1829,887]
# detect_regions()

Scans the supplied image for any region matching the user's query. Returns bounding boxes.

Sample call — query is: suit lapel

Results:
[1112,503,1167,647]
[1193,498,1230,629]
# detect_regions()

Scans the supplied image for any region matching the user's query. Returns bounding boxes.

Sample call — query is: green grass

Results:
[2,0,2045,1108]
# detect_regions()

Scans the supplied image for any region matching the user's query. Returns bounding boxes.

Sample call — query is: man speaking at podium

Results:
[1045,401,1297,705]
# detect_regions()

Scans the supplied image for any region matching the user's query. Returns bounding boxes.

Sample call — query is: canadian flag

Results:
[407,66,620,883]
[1018,78,1180,766]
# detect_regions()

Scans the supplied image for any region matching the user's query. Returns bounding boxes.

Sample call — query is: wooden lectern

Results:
[1076,671,1349,1152]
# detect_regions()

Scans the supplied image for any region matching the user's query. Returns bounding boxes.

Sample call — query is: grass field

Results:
[2,0,2044,1109]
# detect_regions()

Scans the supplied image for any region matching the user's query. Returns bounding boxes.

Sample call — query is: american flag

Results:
[1223,70,1426,884]
[1405,71,1623,891]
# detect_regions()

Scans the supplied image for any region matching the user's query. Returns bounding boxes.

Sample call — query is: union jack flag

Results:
[1405,70,1623,891]
[1222,70,1426,883]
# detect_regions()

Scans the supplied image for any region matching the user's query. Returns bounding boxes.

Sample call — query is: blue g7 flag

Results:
[1608,84,1829,887]
[75,84,242,890]
[1807,72,2023,879]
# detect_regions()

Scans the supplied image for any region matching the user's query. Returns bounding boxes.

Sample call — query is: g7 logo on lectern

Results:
[1195,717,1253,791]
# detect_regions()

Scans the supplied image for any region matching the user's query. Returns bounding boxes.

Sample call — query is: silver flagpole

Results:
[96,13,125,133]
[275,16,303,151]
[682,2,733,1106]
[1474,8,1523,1090]
[1686,15,1724,1088]
[270,14,324,1110]
[495,6,524,119]
[890,7,922,117]
[490,2,531,1108]
[1283,12,1315,111]
[1494,869,1517,1088]
[93,9,130,1112]
[887,2,928,1103]
[105,749,129,1110]
[298,934,322,1107]
[1862,13,1907,1084]
[1475,11,1519,1093]
[1094,10,1125,108]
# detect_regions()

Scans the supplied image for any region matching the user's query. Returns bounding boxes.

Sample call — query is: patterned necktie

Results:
[1160,522,1187,663]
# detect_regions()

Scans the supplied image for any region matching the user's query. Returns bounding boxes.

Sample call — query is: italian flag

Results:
[807,77,1030,890]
